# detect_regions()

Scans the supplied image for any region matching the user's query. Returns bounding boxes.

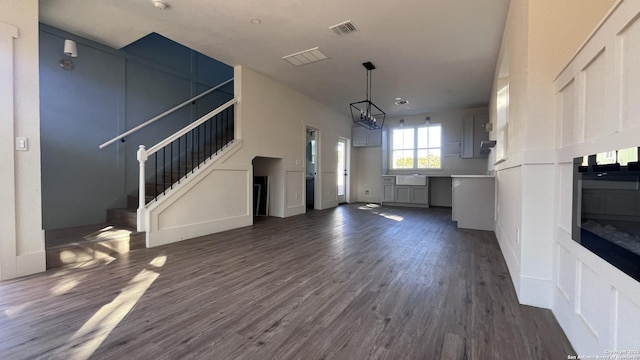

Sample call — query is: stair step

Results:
[106,208,137,229]
[127,195,155,209]
[45,223,145,269]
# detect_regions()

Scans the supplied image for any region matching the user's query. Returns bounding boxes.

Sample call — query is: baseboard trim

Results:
[16,250,46,278]
[519,275,553,309]
[147,214,252,248]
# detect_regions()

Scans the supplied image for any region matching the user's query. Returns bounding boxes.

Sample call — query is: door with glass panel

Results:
[337,139,347,203]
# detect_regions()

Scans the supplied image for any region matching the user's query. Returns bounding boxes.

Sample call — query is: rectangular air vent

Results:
[282,47,328,66]
[329,20,358,36]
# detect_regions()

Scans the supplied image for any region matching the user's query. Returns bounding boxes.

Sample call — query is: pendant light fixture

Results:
[350,61,385,130]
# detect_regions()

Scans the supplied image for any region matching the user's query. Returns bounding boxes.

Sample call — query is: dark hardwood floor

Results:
[0,204,574,359]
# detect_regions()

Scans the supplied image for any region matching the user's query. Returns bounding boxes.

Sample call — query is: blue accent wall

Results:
[39,25,233,230]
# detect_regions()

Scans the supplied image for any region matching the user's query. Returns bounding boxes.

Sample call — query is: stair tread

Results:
[45,223,141,249]
[108,207,137,213]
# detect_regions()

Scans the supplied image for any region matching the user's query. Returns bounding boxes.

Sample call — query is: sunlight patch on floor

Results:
[50,275,86,296]
[50,254,166,359]
[378,213,404,222]
[358,203,380,210]
[3,303,29,318]
[149,255,166,267]
[357,204,404,222]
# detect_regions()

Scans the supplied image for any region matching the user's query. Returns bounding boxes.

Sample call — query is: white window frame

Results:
[390,124,442,170]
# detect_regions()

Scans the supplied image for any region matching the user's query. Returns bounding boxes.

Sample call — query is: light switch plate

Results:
[16,137,28,151]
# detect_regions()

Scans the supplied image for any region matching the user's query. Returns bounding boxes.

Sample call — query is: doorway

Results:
[252,156,283,219]
[337,138,349,204]
[306,128,317,210]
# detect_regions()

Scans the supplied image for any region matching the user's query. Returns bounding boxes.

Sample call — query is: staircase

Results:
[45,85,237,270]
[106,144,229,228]
[46,143,231,269]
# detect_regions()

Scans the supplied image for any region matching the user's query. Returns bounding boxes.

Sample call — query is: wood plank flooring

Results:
[0,204,574,359]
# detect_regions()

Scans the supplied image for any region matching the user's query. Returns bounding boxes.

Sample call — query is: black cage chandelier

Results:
[350,61,385,130]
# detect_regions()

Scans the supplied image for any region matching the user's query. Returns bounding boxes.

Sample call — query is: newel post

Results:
[137,145,148,232]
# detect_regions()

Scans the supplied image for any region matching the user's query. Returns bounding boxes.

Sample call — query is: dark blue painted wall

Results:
[40,25,233,230]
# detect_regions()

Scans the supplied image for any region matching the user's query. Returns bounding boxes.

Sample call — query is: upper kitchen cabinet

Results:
[461,114,489,158]
[352,126,382,147]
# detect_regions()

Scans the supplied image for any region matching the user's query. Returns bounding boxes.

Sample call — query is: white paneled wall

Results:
[553,0,640,352]
[583,51,608,142]
[621,16,640,130]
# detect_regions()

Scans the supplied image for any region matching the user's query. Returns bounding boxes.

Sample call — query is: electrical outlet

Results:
[295,193,299,200]
[516,229,520,244]
[364,189,370,195]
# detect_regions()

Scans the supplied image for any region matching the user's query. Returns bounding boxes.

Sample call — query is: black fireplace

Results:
[572,147,640,282]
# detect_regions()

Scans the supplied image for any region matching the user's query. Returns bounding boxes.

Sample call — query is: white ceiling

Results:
[40,0,510,117]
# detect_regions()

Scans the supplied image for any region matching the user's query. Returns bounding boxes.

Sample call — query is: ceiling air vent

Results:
[282,47,328,66]
[329,20,358,36]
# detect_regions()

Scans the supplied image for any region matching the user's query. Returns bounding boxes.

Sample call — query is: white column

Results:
[0,21,19,280]
[137,145,148,232]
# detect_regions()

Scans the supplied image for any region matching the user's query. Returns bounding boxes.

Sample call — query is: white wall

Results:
[233,66,352,212]
[0,0,45,280]
[552,0,640,352]
[489,0,640,353]
[145,65,352,246]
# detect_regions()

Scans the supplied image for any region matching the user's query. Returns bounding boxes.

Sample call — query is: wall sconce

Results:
[59,39,77,71]
[63,40,78,57]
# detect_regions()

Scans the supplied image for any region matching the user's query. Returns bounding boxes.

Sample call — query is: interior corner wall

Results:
[232,66,352,215]
[0,0,46,280]
[39,25,233,230]
[490,0,631,354]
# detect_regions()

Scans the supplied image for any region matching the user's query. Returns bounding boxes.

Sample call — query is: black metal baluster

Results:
[191,129,194,173]
[203,120,207,160]
[209,116,213,157]
[223,109,227,147]
[154,153,158,200]
[162,147,166,195]
[214,114,218,154]
[231,106,235,142]
[196,125,199,167]
[170,141,174,189]
[177,136,181,182]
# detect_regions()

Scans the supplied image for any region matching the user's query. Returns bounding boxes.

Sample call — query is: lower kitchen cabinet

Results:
[381,176,429,207]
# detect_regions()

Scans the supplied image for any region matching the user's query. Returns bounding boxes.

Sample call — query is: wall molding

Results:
[0,21,19,280]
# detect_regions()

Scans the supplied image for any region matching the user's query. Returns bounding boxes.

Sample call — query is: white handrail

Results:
[147,98,237,156]
[99,77,233,149]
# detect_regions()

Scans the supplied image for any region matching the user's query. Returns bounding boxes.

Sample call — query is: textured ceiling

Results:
[40,0,510,117]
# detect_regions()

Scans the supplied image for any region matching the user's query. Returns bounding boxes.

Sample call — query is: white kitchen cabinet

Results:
[382,176,395,202]
[382,176,429,206]
[395,186,411,203]
[352,126,382,147]
[411,186,428,204]
[461,114,489,158]
[451,175,495,231]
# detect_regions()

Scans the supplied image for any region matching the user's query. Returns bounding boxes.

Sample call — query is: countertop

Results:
[450,175,495,178]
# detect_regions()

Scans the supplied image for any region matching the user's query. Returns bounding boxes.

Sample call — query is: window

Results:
[391,125,441,169]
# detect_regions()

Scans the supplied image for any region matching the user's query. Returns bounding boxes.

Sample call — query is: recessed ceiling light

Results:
[395,97,402,101]
[250,18,262,25]
[153,0,168,10]
[395,99,409,105]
